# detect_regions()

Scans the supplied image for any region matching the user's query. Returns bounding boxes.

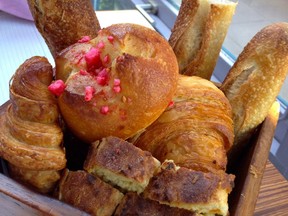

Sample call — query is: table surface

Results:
[255,161,288,215]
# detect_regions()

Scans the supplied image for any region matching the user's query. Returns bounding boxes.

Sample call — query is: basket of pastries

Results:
[0,0,287,215]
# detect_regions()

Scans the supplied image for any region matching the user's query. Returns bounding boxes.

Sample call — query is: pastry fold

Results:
[134,75,234,173]
[0,56,66,193]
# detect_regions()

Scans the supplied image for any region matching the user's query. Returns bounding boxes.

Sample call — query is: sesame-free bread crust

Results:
[84,136,160,194]
[115,192,197,216]
[58,170,123,216]
[169,0,237,79]
[143,161,235,216]
[0,57,66,193]
[27,0,101,57]
[133,75,234,173]
[220,22,288,158]
[56,23,179,143]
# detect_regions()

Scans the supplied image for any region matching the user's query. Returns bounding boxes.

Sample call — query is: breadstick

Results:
[220,22,288,156]
[169,0,237,79]
[27,0,101,57]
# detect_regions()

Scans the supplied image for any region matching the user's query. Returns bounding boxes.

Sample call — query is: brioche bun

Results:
[55,23,179,143]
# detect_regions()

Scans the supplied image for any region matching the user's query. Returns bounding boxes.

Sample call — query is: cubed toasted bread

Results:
[84,136,160,194]
[115,192,198,216]
[57,169,123,216]
[143,160,235,216]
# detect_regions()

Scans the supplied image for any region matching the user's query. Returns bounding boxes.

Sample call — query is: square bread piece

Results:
[84,136,161,194]
[115,192,198,216]
[143,160,235,216]
[57,169,123,216]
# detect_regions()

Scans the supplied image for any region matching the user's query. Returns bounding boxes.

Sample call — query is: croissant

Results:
[132,75,234,215]
[0,56,66,193]
[133,75,234,173]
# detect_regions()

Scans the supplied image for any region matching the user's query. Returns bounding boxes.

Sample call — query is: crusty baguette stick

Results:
[169,0,237,80]
[27,0,101,58]
[220,22,288,156]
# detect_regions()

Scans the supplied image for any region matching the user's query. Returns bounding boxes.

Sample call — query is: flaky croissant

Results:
[0,56,66,193]
[133,75,234,173]
[132,75,235,215]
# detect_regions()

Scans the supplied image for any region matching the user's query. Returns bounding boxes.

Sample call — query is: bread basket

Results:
[0,6,282,215]
[0,97,279,215]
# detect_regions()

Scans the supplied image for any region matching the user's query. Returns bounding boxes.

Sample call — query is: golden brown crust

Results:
[56,23,179,143]
[143,161,235,216]
[169,0,199,53]
[8,163,61,194]
[27,0,101,57]
[84,136,160,193]
[6,105,63,147]
[0,56,66,193]
[58,169,123,216]
[133,75,234,173]
[9,56,59,124]
[220,22,288,153]
[115,192,197,216]
[0,113,66,170]
[169,0,237,79]
[9,90,59,124]
[10,56,55,101]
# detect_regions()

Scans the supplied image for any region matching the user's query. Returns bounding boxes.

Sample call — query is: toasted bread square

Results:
[84,136,160,194]
[143,160,235,216]
[58,169,123,216]
[115,192,197,216]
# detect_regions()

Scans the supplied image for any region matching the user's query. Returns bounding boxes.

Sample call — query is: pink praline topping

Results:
[78,36,91,43]
[113,86,121,93]
[100,106,109,115]
[114,78,121,86]
[107,35,114,43]
[48,80,66,97]
[85,86,95,101]
[103,55,110,64]
[168,100,175,108]
[85,47,102,70]
[96,68,109,86]
[97,41,105,49]
[79,69,89,75]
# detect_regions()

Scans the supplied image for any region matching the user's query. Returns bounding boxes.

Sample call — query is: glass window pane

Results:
[167,0,181,9]
[91,0,135,10]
